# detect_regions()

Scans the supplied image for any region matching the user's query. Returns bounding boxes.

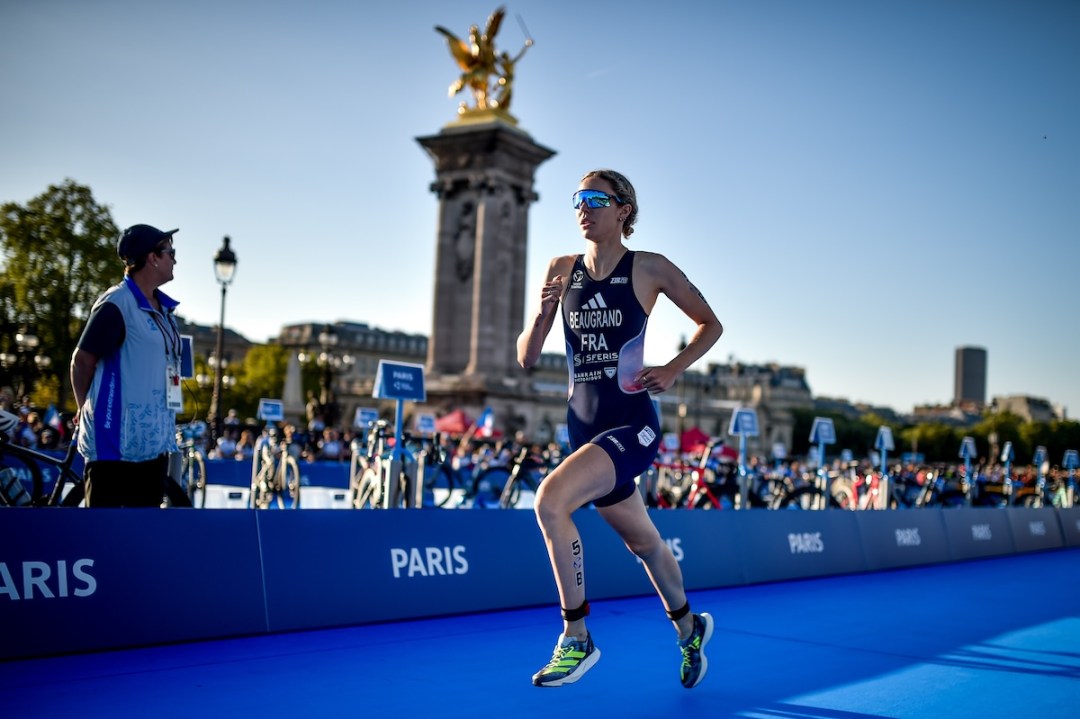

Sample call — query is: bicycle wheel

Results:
[472,467,510,508]
[775,485,823,510]
[831,485,857,510]
[503,468,543,509]
[56,473,86,506]
[0,454,38,507]
[281,455,301,508]
[251,462,276,509]
[424,464,456,507]
[187,452,207,508]
[352,467,382,509]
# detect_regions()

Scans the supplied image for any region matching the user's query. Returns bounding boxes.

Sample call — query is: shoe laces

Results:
[679,624,702,670]
[542,638,584,673]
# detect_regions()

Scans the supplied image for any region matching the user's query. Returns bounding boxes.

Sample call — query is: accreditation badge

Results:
[166,362,184,411]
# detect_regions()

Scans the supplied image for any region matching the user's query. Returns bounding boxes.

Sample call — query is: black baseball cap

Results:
[117,224,178,264]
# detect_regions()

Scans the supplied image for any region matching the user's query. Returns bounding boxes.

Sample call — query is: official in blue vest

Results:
[71,224,184,507]
[517,170,724,689]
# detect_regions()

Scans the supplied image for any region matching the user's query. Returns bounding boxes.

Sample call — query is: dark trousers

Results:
[84,455,170,507]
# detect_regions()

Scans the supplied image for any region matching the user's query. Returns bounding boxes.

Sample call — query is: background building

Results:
[991,394,1061,423]
[954,346,987,408]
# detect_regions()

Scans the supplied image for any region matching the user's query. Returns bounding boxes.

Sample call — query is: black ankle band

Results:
[666,602,690,622]
[562,600,590,622]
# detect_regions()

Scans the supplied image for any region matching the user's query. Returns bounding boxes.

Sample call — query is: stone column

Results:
[417,122,554,383]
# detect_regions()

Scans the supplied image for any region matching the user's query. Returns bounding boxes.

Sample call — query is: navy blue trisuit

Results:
[561,250,661,507]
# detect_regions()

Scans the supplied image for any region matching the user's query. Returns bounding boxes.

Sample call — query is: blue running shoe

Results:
[532,633,600,687]
[679,612,714,688]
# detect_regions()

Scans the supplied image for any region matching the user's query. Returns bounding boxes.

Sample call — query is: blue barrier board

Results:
[1057,507,1080,547]
[1004,507,1065,552]
[854,509,951,570]
[731,510,868,584]
[939,507,1017,561]
[205,458,351,489]
[0,509,265,660]
[256,509,555,632]
[3,505,1076,661]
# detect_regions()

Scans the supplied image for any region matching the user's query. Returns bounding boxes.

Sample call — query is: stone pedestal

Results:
[416,121,554,425]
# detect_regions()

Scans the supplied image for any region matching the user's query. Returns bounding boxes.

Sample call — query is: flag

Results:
[477,406,494,438]
[44,404,61,429]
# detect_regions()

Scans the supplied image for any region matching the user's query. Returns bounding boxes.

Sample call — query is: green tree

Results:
[897,422,959,463]
[231,344,291,419]
[177,344,292,426]
[0,179,118,409]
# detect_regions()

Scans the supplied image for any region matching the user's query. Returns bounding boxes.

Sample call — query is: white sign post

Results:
[1033,445,1048,502]
[959,436,978,506]
[1063,449,1079,508]
[874,426,895,510]
[372,360,426,508]
[1000,441,1015,503]
[809,417,836,509]
[728,408,759,510]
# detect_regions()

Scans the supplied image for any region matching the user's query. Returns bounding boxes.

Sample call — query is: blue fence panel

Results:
[939,508,1017,561]
[730,510,868,584]
[256,509,554,632]
[0,509,265,660]
[3,505,1075,661]
[854,509,951,570]
[206,458,351,489]
[649,510,747,590]
[1004,507,1065,552]
[1057,507,1080,547]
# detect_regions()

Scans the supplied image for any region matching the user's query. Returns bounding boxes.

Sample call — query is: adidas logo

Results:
[582,292,607,310]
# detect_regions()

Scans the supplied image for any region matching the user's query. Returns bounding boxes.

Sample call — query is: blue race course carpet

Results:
[3,548,1078,718]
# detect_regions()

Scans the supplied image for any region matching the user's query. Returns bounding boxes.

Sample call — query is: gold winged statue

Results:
[435,6,532,118]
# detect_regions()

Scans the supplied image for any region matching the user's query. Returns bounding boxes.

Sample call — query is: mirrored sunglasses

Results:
[572,189,623,209]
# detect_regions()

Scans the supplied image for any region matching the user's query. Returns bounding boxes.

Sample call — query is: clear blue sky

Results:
[3,0,1077,417]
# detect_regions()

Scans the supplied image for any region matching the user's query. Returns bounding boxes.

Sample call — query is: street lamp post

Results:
[318,324,338,410]
[299,324,354,430]
[207,236,237,446]
[0,331,51,400]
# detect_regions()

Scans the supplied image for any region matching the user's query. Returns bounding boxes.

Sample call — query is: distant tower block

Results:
[417,124,554,381]
[954,346,987,406]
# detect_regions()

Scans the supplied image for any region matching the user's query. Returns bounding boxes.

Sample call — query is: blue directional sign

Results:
[1000,441,1014,463]
[809,417,836,445]
[354,406,379,429]
[180,335,195,378]
[415,413,436,435]
[959,436,977,460]
[257,398,284,422]
[875,426,895,452]
[373,360,426,402]
[728,408,760,437]
[1063,449,1079,470]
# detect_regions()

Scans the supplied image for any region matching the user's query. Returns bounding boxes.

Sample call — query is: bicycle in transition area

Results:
[349,419,417,509]
[415,432,476,507]
[250,427,302,509]
[0,409,84,507]
[173,422,208,508]
[496,444,554,509]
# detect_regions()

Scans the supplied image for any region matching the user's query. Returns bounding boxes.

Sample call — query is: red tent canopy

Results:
[435,409,473,434]
[680,426,710,453]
